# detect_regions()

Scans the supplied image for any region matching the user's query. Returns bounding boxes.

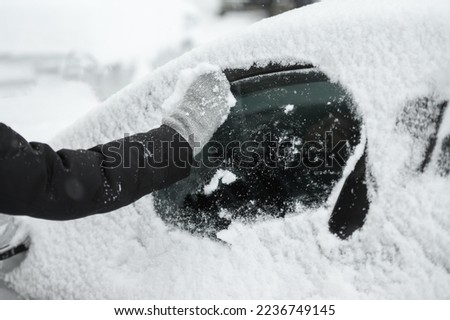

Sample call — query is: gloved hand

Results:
[162,71,234,155]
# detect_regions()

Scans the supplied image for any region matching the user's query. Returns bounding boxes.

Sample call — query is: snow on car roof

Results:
[7,0,450,298]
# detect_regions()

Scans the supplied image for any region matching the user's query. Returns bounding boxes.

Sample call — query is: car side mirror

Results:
[329,145,369,239]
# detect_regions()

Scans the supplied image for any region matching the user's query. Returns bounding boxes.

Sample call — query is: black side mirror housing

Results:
[329,148,369,239]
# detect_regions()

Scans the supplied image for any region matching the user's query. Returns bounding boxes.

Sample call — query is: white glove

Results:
[162,71,234,155]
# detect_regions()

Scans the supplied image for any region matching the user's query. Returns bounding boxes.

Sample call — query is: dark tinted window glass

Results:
[154,69,361,237]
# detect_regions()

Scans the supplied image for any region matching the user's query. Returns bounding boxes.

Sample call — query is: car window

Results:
[397,98,448,172]
[438,134,450,176]
[154,68,362,237]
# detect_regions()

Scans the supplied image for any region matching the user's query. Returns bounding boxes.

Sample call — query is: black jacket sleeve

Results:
[0,123,192,220]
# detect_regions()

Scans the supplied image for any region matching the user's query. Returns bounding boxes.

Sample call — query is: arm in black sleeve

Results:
[0,123,192,220]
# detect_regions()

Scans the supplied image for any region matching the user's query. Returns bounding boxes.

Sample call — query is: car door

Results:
[154,65,366,239]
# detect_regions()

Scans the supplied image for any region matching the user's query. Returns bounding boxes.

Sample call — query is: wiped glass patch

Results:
[154,68,361,237]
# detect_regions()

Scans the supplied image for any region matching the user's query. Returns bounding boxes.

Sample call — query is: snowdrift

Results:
[5,0,450,298]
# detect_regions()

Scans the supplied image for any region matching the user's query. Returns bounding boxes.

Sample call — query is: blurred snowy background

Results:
[0,0,269,142]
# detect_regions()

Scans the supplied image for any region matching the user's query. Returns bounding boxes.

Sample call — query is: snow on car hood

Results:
[6,0,450,298]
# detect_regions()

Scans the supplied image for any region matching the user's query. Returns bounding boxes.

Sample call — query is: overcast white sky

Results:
[0,0,220,63]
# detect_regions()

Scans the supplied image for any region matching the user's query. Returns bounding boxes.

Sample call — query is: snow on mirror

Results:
[154,68,362,238]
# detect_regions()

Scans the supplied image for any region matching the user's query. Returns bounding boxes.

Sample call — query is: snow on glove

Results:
[162,71,234,155]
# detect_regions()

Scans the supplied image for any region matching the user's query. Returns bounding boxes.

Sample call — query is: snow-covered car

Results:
[5,0,450,299]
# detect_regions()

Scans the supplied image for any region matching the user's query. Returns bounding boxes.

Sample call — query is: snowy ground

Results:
[0,0,262,299]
